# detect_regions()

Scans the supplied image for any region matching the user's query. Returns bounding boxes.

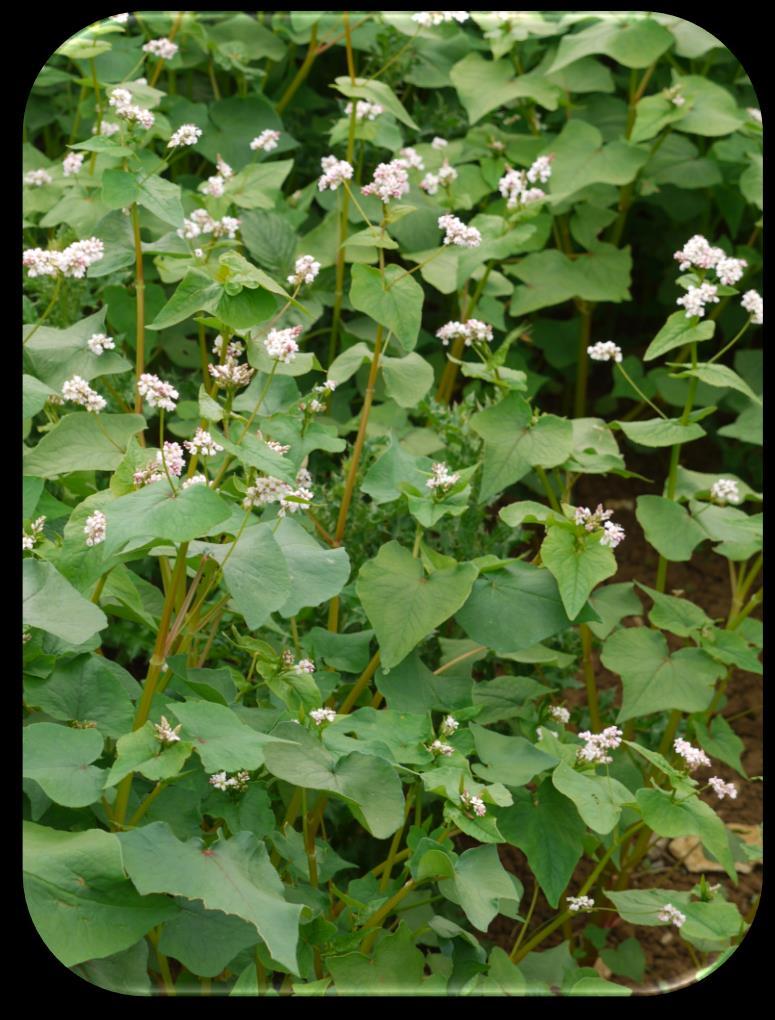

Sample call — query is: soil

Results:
[459,461,763,995]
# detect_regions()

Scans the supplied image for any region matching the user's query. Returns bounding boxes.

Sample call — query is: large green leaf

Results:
[673,76,745,137]
[549,16,674,72]
[546,119,648,202]
[23,307,131,388]
[456,560,592,654]
[273,518,351,617]
[636,582,712,637]
[644,312,716,361]
[262,722,405,838]
[471,723,557,787]
[23,560,107,644]
[23,722,104,807]
[23,822,176,967]
[23,653,133,738]
[605,887,742,948]
[147,270,223,331]
[450,52,559,123]
[381,352,434,407]
[440,845,521,931]
[617,417,705,448]
[498,781,586,907]
[601,627,725,722]
[24,413,146,478]
[551,762,634,835]
[332,76,418,130]
[635,788,736,880]
[540,526,618,620]
[509,245,632,316]
[350,264,424,352]
[105,723,193,786]
[635,495,706,561]
[326,923,426,995]
[119,822,302,974]
[356,541,478,668]
[158,900,258,978]
[166,701,286,773]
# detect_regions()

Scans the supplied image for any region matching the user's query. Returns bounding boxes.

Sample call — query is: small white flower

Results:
[209,771,231,791]
[398,146,424,171]
[182,474,208,489]
[84,510,107,547]
[87,333,115,356]
[708,776,738,800]
[156,441,185,478]
[345,99,383,121]
[574,503,613,531]
[22,517,46,551]
[24,168,52,187]
[137,373,179,412]
[426,461,460,493]
[677,282,719,319]
[287,254,321,287]
[550,706,571,725]
[250,129,281,152]
[184,427,224,458]
[439,715,459,736]
[587,341,622,363]
[212,215,241,239]
[318,154,353,191]
[435,319,493,348]
[97,120,121,137]
[278,486,313,517]
[295,659,316,675]
[420,172,440,195]
[142,38,179,60]
[108,87,155,129]
[567,895,595,913]
[577,726,623,765]
[242,476,292,510]
[657,903,686,928]
[747,107,762,125]
[460,791,486,816]
[265,325,303,364]
[437,160,458,186]
[310,707,337,725]
[673,234,723,272]
[438,213,481,248]
[194,247,204,258]
[208,359,254,389]
[673,737,711,771]
[200,174,225,197]
[741,289,763,324]
[362,160,410,203]
[429,739,454,756]
[154,715,182,745]
[431,136,448,149]
[24,238,105,279]
[62,375,107,413]
[600,520,626,549]
[714,255,747,286]
[216,154,233,178]
[710,478,741,505]
[168,123,202,148]
[62,151,85,176]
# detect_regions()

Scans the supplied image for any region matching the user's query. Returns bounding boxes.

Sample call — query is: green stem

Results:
[708,319,752,364]
[535,465,561,512]
[573,302,593,418]
[337,651,381,714]
[580,624,601,731]
[615,362,667,418]
[276,25,319,113]
[131,204,146,415]
[380,789,414,891]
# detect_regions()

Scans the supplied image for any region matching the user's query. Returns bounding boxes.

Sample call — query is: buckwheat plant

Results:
[22,10,761,998]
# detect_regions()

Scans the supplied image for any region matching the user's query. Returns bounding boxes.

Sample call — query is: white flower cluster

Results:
[216,155,233,179]
[310,707,337,725]
[436,318,493,347]
[567,895,595,913]
[258,431,290,455]
[676,282,719,319]
[168,123,202,148]
[62,151,85,176]
[62,375,107,413]
[22,516,46,551]
[158,442,186,478]
[498,155,552,209]
[362,160,410,203]
[295,658,316,675]
[599,521,626,548]
[421,159,457,194]
[208,357,254,389]
[741,289,763,324]
[460,791,487,816]
[397,146,425,171]
[242,472,314,518]
[84,510,107,547]
[154,715,182,745]
[673,738,711,771]
[250,129,281,152]
[179,209,241,240]
[318,154,354,191]
[426,461,460,493]
[87,333,115,356]
[137,373,179,412]
[429,739,454,756]
[302,380,337,414]
[710,478,741,505]
[747,107,762,125]
[664,85,685,107]
[577,726,623,765]
[345,99,383,121]
[97,121,121,137]
[287,255,321,287]
[708,776,738,801]
[575,504,625,548]
[23,237,105,278]
[265,324,303,364]
[24,168,53,187]
[184,428,223,458]
[550,705,571,725]
[200,174,226,197]
[439,715,459,736]
[209,770,250,792]
[431,136,448,150]
[142,38,179,60]
[413,11,469,27]
[213,335,244,359]
[108,87,155,129]
[182,474,208,490]
[587,340,622,363]
[657,903,686,928]
[438,213,481,247]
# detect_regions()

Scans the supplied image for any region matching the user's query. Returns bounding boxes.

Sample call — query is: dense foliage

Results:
[22,11,762,996]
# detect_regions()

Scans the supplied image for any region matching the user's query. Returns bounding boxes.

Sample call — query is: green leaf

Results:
[601,627,725,723]
[23,560,107,644]
[635,495,706,561]
[263,722,405,838]
[456,559,593,655]
[158,900,258,979]
[382,352,434,407]
[644,312,716,361]
[23,653,133,738]
[273,517,351,617]
[498,781,586,907]
[740,153,763,209]
[332,76,418,130]
[600,938,646,983]
[306,628,373,674]
[356,541,478,668]
[471,394,573,503]
[119,822,302,974]
[350,264,424,352]
[101,168,140,209]
[24,822,176,967]
[636,582,712,637]
[23,307,131,388]
[361,436,430,505]
[73,940,152,995]
[691,716,747,778]
[450,52,559,123]
[546,120,648,202]
[587,583,643,640]
[327,923,426,995]
[673,76,745,137]
[551,762,634,834]
[617,417,705,448]
[240,210,297,276]
[676,363,762,405]
[509,245,633,316]
[166,700,286,773]
[498,500,554,528]
[635,789,736,880]
[22,375,56,420]
[23,722,104,807]
[137,174,184,226]
[471,723,557,787]
[442,845,520,931]
[148,270,223,331]
[24,413,146,479]
[102,482,233,557]
[106,723,193,786]
[227,160,294,210]
[550,16,674,71]
[541,526,617,620]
